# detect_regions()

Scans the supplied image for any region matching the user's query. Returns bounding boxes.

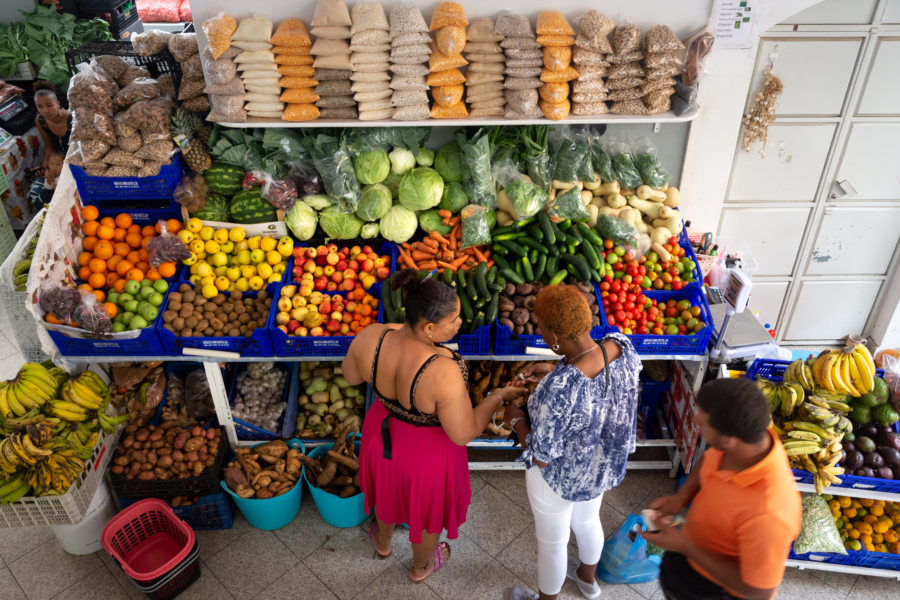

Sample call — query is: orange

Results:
[871,505,884,517]
[78,252,93,267]
[141,237,152,249]
[114,242,130,257]
[100,216,115,228]
[82,236,98,252]
[107,255,122,270]
[77,283,92,292]
[165,219,182,233]
[105,272,120,288]
[82,220,99,236]
[115,213,132,229]
[45,313,64,325]
[146,268,161,281]
[78,266,92,280]
[88,272,106,289]
[88,258,106,273]
[126,250,141,264]
[126,233,143,249]
[127,224,141,235]
[138,249,149,262]
[113,279,127,293]
[92,290,105,302]
[113,228,126,242]
[94,240,114,260]
[81,205,99,221]
[115,260,133,276]
[135,261,150,273]
[97,225,114,240]
[141,225,156,237]
[127,268,144,282]
[158,262,177,278]
[104,302,117,318]
[155,221,163,234]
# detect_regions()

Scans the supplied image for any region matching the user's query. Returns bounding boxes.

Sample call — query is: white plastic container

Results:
[50,479,117,555]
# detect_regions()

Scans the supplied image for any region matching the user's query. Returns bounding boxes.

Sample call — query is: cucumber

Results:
[475,262,490,299]
[491,225,516,237]
[486,266,497,285]
[533,253,548,282]
[579,239,602,271]
[521,256,534,282]
[502,267,525,285]
[557,219,572,231]
[390,274,403,311]
[472,311,485,330]
[548,269,568,286]
[529,249,539,264]
[516,237,548,254]
[527,224,544,241]
[537,211,556,246]
[494,232,526,242]
[493,253,513,272]
[514,259,523,277]
[546,256,559,281]
[498,239,527,258]
[381,281,397,322]
[488,281,504,293]
[485,292,499,324]
[513,216,536,229]
[560,254,592,281]
[464,269,479,301]
[570,226,584,244]
[441,268,455,287]
[576,222,604,247]
[457,289,474,322]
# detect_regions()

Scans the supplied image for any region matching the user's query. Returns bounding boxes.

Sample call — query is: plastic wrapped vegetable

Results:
[594,215,641,256]
[300,131,360,211]
[546,186,590,222]
[287,161,324,197]
[792,495,847,555]
[518,125,553,193]
[634,140,670,188]
[73,292,112,334]
[457,129,496,208]
[460,204,492,248]
[494,159,546,220]
[574,131,596,182]
[550,127,584,184]
[146,222,191,267]
[39,285,83,323]
[609,142,642,189]
[590,138,617,183]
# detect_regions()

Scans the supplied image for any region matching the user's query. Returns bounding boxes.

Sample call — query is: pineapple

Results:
[171,107,211,173]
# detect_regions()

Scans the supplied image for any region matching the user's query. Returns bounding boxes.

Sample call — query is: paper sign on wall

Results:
[713,0,756,49]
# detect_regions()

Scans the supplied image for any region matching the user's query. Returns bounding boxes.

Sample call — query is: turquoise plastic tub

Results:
[305,440,366,528]
[220,439,305,531]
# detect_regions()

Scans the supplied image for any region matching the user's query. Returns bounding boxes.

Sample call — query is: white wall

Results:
[0,0,37,25]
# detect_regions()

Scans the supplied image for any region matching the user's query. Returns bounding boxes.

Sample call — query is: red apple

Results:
[331,271,343,284]
[287,320,300,332]
[340,324,351,335]
[342,269,357,280]
[340,279,356,291]
[326,243,338,253]
[348,259,360,272]
[361,258,374,273]
[375,266,390,280]
[305,247,317,259]
[292,248,305,259]
[336,260,348,271]
[310,326,324,337]
[314,277,328,291]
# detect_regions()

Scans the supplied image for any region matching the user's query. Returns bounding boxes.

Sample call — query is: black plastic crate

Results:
[76,0,132,12]
[65,40,181,93]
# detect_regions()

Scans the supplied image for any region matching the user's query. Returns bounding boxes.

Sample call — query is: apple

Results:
[277,324,288,334]
[303,261,316,274]
[331,271,343,284]
[348,259,360,272]
[276,312,290,325]
[292,247,305,258]
[124,280,141,295]
[250,249,265,264]
[310,326,324,337]
[340,324,351,335]
[235,240,250,252]
[326,252,339,266]
[336,260,348,271]
[287,320,299,332]
[323,265,335,277]
[326,320,341,333]
[376,266,390,280]
[314,277,328,291]
[291,307,308,322]
[292,295,306,308]
[361,258,374,273]
[277,297,292,312]
[340,279,356,292]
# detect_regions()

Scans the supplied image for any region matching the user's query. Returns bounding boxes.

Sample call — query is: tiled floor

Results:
[0,315,897,599]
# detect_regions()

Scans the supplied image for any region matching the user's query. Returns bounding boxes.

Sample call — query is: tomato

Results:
[614,246,625,256]
[671,280,684,291]
[622,274,633,284]
[600,281,610,291]
[668,236,679,246]
[613,262,624,272]
[611,280,622,293]
[690,306,701,317]
[604,239,614,250]
[652,327,664,335]
[636,325,649,334]
[623,252,634,262]
[615,310,627,322]
[665,307,678,318]
[607,315,616,325]
[625,301,635,311]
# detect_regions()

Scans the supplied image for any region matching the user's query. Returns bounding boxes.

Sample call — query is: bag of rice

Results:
[468,18,502,43]
[312,0,352,27]
[310,26,352,40]
[350,3,389,34]
[270,19,311,47]
[233,17,273,42]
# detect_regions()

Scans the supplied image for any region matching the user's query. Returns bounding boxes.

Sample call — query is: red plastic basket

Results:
[101,499,196,583]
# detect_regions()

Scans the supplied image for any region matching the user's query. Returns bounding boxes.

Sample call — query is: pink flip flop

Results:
[368,523,391,559]
[409,542,451,583]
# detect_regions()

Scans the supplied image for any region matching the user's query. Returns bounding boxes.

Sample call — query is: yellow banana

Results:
[15,378,52,407]
[77,371,109,398]
[830,354,849,395]
[19,365,59,397]
[5,386,27,417]
[47,400,87,415]
[47,406,88,423]
[818,352,838,393]
[840,353,860,397]
[852,344,877,379]
[68,380,104,410]
[19,434,52,458]
[849,349,874,393]
[0,384,11,418]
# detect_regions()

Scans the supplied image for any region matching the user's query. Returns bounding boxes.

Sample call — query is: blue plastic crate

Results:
[638,376,671,439]
[449,325,492,356]
[227,362,299,440]
[494,282,609,355]
[70,153,183,203]
[118,493,235,531]
[605,286,714,355]
[284,241,396,288]
[745,358,885,383]
[156,282,275,357]
[678,226,704,286]
[789,547,900,570]
[269,282,383,358]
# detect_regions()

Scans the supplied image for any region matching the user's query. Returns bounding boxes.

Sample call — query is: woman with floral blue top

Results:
[503,284,642,600]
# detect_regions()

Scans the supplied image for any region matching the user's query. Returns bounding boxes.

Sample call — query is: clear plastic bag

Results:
[634,139,670,188]
[590,138,616,183]
[682,26,715,86]
[460,204,491,248]
[546,185,590,222]
[146,221,192,267]
[173,173,208,212]
[185,370,216,423]
[68,61,116,113]
[430,2,468,30]
[205,57,238,86]
[536,12,574,36]
[73,292,112,334]
[132,30,172,56]
[456,129,495,208]
[612,25,641,55]
[793,495,847,555]
[300,131,360,210]
[645,25,684,53]
[271,19,312,48]
[543,46,571,72]
[595,214,642,256]
[549,127,582,184]
[168,33,199,62]
[609,142,643,189]
[114,78,161,108]
[38,284,82,323]
[495,159,547,220]
[207,94,247,122]
[574,132,596,182]
[71,107,116,146]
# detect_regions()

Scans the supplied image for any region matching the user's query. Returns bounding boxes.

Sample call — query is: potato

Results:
[173,432,189,449]
[111,465,125,474]
[135,430,149,442]
[125,425,138,434]
[140,463,153,471]
[186,451,199,462]
[184,436,205,452]
[138,471,155,480]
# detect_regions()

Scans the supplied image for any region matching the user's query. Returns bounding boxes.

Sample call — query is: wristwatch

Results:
[509,416,525,430]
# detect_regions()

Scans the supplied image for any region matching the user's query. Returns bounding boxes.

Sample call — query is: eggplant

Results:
[880,447,900,466]
[865,451,885,469]
[877,467,895,480]
[844,450,864,471]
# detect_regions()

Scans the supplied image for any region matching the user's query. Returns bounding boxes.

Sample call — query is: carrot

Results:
[398,248,417,270]
[419,260,438,270]
[449,224,460,250]
[486,260,494,268]
[462,247,476,256]
[437,260,455,271]
[447,216,460,227]
[430,230,450,246]
[412,250,436,262]
[421,237,439,250]
[438,209,452,219]
[473,247,488,263]
[402,242,413,250]
[450,255,469,270]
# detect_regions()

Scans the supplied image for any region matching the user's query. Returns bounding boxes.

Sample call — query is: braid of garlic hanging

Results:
[742,65,783,158]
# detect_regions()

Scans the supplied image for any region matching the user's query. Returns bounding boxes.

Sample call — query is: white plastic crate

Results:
[0,426,121,527]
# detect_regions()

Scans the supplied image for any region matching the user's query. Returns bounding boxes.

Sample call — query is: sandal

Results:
[409,541,451,583]
[368,523,391,559]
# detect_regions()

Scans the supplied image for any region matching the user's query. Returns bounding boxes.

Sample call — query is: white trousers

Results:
[525,467,605,595]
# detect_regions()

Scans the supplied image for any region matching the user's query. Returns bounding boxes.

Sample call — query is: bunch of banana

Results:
[48,370,111,423]
[24,447,85,495]
[0,474,30,504]
[812,344,877,398]
[782,401,852,493]
[0,362,60,418]
[59,422,99,461]
[756,378,806,418]
[12,214,42,292]
[783,358,815,392]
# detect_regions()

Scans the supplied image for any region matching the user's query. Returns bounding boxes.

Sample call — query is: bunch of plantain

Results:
[811,343,877,398]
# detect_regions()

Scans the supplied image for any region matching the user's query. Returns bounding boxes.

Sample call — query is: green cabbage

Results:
[398,167,444,212]
[382,171,401,199]
[354,150,390,184]
[356,183,392,221]
[389,148,416,175]
[415,148,435,167]
[434,143,462,183]
[379,205,418,243]
[418,209,452,235]
[439,182,468,213]
[302,194,333,210]
[360,223,380,239]
[284,202,317,241]
[319,207,364,239]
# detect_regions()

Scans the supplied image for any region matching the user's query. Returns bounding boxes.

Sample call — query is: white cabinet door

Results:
[750,39,861,117]
[856,38,900,115]
[834,123,900,200]
[780,0,878,24]
[728,124,836,202]
[884,0,900,23]
[806,205,900,276]
[748,281,790,330]
[719,207,811,276]
[784,280,882,340]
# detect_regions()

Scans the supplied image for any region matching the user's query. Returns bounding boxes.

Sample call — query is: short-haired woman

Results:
[503,284,642,600]
[33,82,71,167]
[342,269,525,583]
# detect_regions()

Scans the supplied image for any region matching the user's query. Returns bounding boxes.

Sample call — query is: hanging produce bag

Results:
[456,129,496,208]
[597,514,661,584]
[300,130,360,211]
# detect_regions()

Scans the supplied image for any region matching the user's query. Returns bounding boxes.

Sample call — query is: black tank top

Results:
[38,113,72,155]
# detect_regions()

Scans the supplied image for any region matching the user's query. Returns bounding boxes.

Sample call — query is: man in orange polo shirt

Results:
[643,378,802,600]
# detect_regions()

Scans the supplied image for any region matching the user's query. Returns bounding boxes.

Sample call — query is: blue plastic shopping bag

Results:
[597,513,661,584]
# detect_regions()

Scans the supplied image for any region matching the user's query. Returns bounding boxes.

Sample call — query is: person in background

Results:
[27,150,63,212]
[643,378,802,600]
[33,81,71,167]
[503,284,642,600]
[342,269,526,583]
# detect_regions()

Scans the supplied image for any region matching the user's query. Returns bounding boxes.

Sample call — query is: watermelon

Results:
[230,188,277,224]
[205,163,244,196]
[195,192,230,222]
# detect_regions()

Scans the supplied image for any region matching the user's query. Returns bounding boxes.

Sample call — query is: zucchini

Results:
[560,254,592,281]
[502,267,524,285]
[441,268,455,287]
[576,222,604,247]
[464,269,479,301]
[493,253,513,272]
[537,211,556,246]
[493,232,526,242]
[498,239,527,258]
[492,243,509,256]
[486,266,497,285]
[475,296,487,309]
[546,256,559,281]
[381,281,397,322]
[488,281,504,293]
[485,292,499,324]
[457,289,474,322]
[529,249,540,264]
[548,269,568,286]
[579,239,602,271]
[475,262,490,299]
[516,237,549,254]
[472,311,485,330]
[533,253,548,282]
[390,274,403,311]
[527,224,544,241]
[521,256,534,282]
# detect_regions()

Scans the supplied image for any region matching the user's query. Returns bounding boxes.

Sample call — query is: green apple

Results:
[129,315,148,329]
[139,286,155,300]
[153,280,169,294]
[117,292,134,305]
[226,267,241,281]
[107,291,120,305]
[235,240,250,252]
[123,280,140,295]
[123,300,139,313]
[120,311,135,325]
[250,249,265,264]
[237,250,252,265]
[111,322,126,333]
[148,292,164,307]
[139,305,158,321]
[141,278,153,287]
[220,240,234,254]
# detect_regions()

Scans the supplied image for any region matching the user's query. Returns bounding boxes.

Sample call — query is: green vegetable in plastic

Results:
[546,186,590,222]
[380,205,418,243]
[551,134,581,183]
[434,142,463,183]
[590,139,616,183]
[460,204,492,248]
[574,135,596,182]
[611,151,642,189]
[457,130,495,208]
[398,167,444,212]
[389,148,416,175]
[594,214,640,252]
[355,183,392,221]
[318,207,364,239]
[504,178,547,219]
[792,495,847,556]
[635,152,670,188]
[415,148,435,167]
[518,126,552,193]
[418,209,452,235]
[354,150,390,184]
[284,202,317,241]
[302,194,333,210]
[439,182,468,213]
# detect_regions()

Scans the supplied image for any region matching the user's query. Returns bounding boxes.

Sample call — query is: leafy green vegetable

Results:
[460,204,492,248]
[574,133,596,182]
[302,194,333,210]
[635,151,670,188]
[546,186,590,222]
[550,131,582,183]
[415,148,435,167]
[418,209,452,235]
[590,138,616,183]
[361,223,380,239]
[301,130,360,211]
[284,202,317,240]
[610,146,642,189]
[518,126,552,193]
[319,206,364,239]
[440,182,467,213]
[381,171,401,199]
[0,23,29,79]
[380,205,418,243]
[456,129,495,208]
[356,183,392,221]
[434,143,463,183]
[389,148,416,175]
[504,178,547,219]
[354,150,390,184]
[398,167,444,212]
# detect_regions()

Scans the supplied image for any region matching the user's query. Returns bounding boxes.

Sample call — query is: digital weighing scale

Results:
[707,269,789,363]
[0,96,36,136]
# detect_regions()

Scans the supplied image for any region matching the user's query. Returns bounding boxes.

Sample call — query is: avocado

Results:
[849,404,873,426]
[855,435,876,453]
[872,403,899,428]
[858,392,883,407]
[874,377,890,403]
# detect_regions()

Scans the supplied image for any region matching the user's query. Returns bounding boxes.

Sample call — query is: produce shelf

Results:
[786,558,900,580]
[217,107,699,129]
